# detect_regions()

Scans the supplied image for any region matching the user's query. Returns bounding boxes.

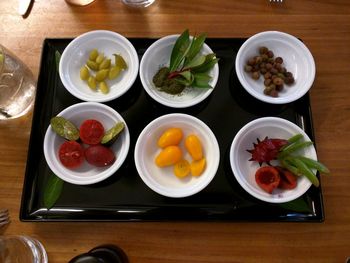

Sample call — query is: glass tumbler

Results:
[0,235,48,263]
[0,44,36,120]
[121,0,156,7]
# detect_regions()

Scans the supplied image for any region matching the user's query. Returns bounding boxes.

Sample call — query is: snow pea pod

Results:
[281,159,302,176]
[286,157,320,187]
[278,141,313,159]
[296,156,330,174]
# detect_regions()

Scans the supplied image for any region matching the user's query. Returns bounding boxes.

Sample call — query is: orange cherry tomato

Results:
[155,145,182,167]
[157,127,183,148]
[185,134,203,161]
[174,159,191,178]
[190,158,206,177]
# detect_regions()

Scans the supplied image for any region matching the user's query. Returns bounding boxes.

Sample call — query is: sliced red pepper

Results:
[255,166,280,194]
[275,166,298,190]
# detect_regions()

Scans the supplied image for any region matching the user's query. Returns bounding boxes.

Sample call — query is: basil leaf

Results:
[169,29,191,72]
[184,33,206,67]
[279,197,312,213]
[43,173,64,209]
[55,50,61,73]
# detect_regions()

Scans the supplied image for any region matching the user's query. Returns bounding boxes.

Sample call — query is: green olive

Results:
[113,54,127,70]
[95,69,109,82]
[89,49,99,61]
[99,58,111,70]
[80,66,90,80]
[108,66,121,80]
[87,76,97,90]
[99,81,109,94]
[86,60,99,71]
[96,53,105,64]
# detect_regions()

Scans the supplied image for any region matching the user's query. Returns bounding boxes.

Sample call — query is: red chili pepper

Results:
[255,166,280,194]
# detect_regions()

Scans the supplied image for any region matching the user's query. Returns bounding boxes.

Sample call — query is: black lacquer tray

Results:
[20,38,324,222]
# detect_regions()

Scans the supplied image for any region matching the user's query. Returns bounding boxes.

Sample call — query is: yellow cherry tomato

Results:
[155,146,182,167]
[185,134,203,161]
[174,159,191,178]
[190,158,206,177]
[157,128,183,148]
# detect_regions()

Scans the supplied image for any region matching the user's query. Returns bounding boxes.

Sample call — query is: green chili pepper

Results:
[296,156,330,174]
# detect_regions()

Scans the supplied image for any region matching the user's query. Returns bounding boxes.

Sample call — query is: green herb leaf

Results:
[193,72,212,88]
[279,197,312,213]
[183,33,206,67]
[179,71,194,84]
[184,55,206,69]
[43,172,64,209]
[55,50,61,73]
[191,53,219,73]
[169,29,191,72]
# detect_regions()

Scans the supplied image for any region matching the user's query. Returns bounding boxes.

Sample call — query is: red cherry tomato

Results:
[85,145,116,167]
[79,119,105,145]
[275,166,298,190]
[58,141,84,169]
[255,166,280,194]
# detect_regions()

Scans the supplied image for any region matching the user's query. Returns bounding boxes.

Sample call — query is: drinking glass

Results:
[0,44,36,120]
[0,235,48,263]
[121,0,156,7]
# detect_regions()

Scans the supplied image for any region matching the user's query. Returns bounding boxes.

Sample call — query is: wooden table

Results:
[1,1,350,262]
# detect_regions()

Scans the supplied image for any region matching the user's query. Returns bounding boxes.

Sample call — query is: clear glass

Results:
[65,0,96,6]
[0,44,36,120]
[121,0,155,7]
[0,235,48,263]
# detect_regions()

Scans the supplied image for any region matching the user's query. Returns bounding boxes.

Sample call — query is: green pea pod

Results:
[287,157,320,187]
[278,141,313,159]
[50,116,79,141]
[288,134,303,144]
[296,156,330,174]
[280,159,302,176]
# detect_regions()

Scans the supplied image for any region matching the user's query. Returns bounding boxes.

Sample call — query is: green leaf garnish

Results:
[169,29,191,72]
[279,197,312,213]
[55,50,61,73]
[43,172,64,209]
[154,29,218,94]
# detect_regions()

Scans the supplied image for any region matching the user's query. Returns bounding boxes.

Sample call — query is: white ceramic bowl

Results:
[235,31,315,104]
[44,102,130,185]
[230,117,316,203]
[140,35,219,108]
[59,30,139,102]
[134,113,220,198]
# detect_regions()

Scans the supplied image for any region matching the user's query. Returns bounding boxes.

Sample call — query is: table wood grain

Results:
[1,0,350,262]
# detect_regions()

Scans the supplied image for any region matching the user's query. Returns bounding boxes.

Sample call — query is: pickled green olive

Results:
[99,58,111,70]
[108,66,121,80]
[99,81,109,94]
[96,53,105,64]
[86,60,99,71]
[95,69,109,82]
[87,76,97,90]
[113,54,127,70]
[80,66,90,80]
[89,49,99,61]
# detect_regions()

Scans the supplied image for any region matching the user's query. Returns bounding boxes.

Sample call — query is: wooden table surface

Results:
[1,0,350,262]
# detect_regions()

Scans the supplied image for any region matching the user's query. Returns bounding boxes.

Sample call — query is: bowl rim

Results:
[139,34,219,108]
[235,30,316,104]
[134,113,220,198]
[229,116,315,203]
[59,30,139,103]
[43,101,130,185]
